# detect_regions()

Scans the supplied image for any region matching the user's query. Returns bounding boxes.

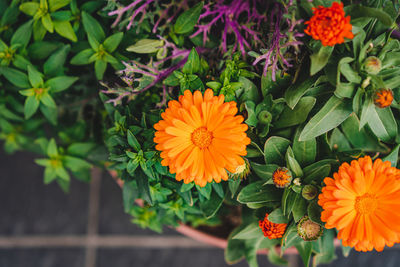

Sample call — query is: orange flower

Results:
[374,89,393,108]
[259,213,287,239]
[304,2,354,46]
[153,89,250,187]
[272,167,292,188]
[318,156,400,252]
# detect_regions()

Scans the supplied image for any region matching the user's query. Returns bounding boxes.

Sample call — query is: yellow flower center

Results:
[191,127,213,149]
[355,193,378,215]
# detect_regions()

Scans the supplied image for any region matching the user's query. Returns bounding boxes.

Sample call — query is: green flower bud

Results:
[228,158,250,180]
[257,110,272,125]
[363,56,382,75]
[297,216,323,241]
[302,185,318,200]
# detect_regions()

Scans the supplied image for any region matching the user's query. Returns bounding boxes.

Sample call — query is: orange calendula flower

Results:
[259,213,287,239]
[374,89,393,108]
[318,156,400,252]
[153,89,250,187]
[272,167,292,188]
[304,2,354,46]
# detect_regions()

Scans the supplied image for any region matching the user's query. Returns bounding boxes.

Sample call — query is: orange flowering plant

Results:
[98,0,400,266]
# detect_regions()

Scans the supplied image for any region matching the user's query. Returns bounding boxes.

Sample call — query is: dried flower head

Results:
[272,167,292,188]
[304,2,354,46]
[259,213,287,239]
[374,89,394,108]
[297,216,323,241]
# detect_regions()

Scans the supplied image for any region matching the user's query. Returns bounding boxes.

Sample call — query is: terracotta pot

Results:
[109,171,341,254]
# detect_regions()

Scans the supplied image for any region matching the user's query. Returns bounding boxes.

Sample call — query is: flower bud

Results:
[363,56,382,75]
[293,178,301,186]
[302,185,318,200]
[257,110,272,125]
[272,167,292,188]
[374,88,393,108]
[228,158,250,180]
[297,216,323,241]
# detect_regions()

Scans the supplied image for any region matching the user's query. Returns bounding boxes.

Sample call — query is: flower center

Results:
[355,193,378,215]
[191,127,213,149]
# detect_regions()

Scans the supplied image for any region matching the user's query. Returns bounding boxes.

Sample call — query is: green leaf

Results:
[268,208,288,224]
[63,156,91,172]
[383,144,399,167]
[237,181,282,204]
[182,48,200,74]
[27,65,43,87]
[24,95,40,119]
[263,136,291,165]
[274,97,316,129]
[342,113,386,152]
[239,77,260,103]
[136,171,153,205]
[292,195,308,222]
[11,20,33,47]
[49,0,71,12]
[19,2,39,16]
[225,227,246,264]
[310,45,334,76]
[56,166,70,181]
[293,128,316,167]
[44,44,70,77]
[228,178,242,198]
[70,49,95,65]
[313,229,336,265]
[368,106,397,142]
[67,143,96,157]
[0,67,30,88]
[308,201,323,225]
[95,60,107,80]
[126,39,164,54]
[232,222,263,240]
[299,96,352,141]
[267,246,288,266]
[174,2,203,34]
[46,76,78,92]
[346,5,394,26]
[250,162,279,181]
[53,20,77,42]
[295,242,312,267]
[40,104,58,125]
[127,160,139,174]
[123,180,139,213]
[284,76,318,109]
[42,13,54,33]
[87,33,100,50]
[199,190,224,218]
[82,11,105,42]
[47,138,58,157]
[44,167,57,184]
[33,20,47,41]
[285,146,303,177]
[303,159,336,184]
[127,130,141,152]
[40,93,56,108]
[103,32,123,53]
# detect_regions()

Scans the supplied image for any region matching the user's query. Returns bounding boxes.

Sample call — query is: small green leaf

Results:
[19,2,39,16]
[250,162,279,181]
[174,2,203,34]
[46,76,78,92]
[127,130,141,152]
[237,181,282,204]
[40,93,56,108]
[53,20,77,42]
[47,138,58,157]
[27,65,43,88]
[295,242,313,267]
[24,95,40,119]
[310,45,334,75]
[268,208,288,224]
[126,39,164,54]
[383,144,399,167]
[11,20,33,47]
[346,5,394,26]
[49,0,71,12]
[40,104,58,125]
[293,128,316,167]
[82,11,105,42]
[42,13,54,33]
[0,67,30,88]
[70,49,95,65]
[103,32,123,53]
[182,48,200,74]
[274,97,316,129]
[284,76,318,109]
[95,60,107,80]
[44,44,70,77]
[199,190,224,218]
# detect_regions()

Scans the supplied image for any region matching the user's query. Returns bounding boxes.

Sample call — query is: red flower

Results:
[304,2,354,46]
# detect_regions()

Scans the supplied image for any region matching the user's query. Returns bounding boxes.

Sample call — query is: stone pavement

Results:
[0,150,399,267]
